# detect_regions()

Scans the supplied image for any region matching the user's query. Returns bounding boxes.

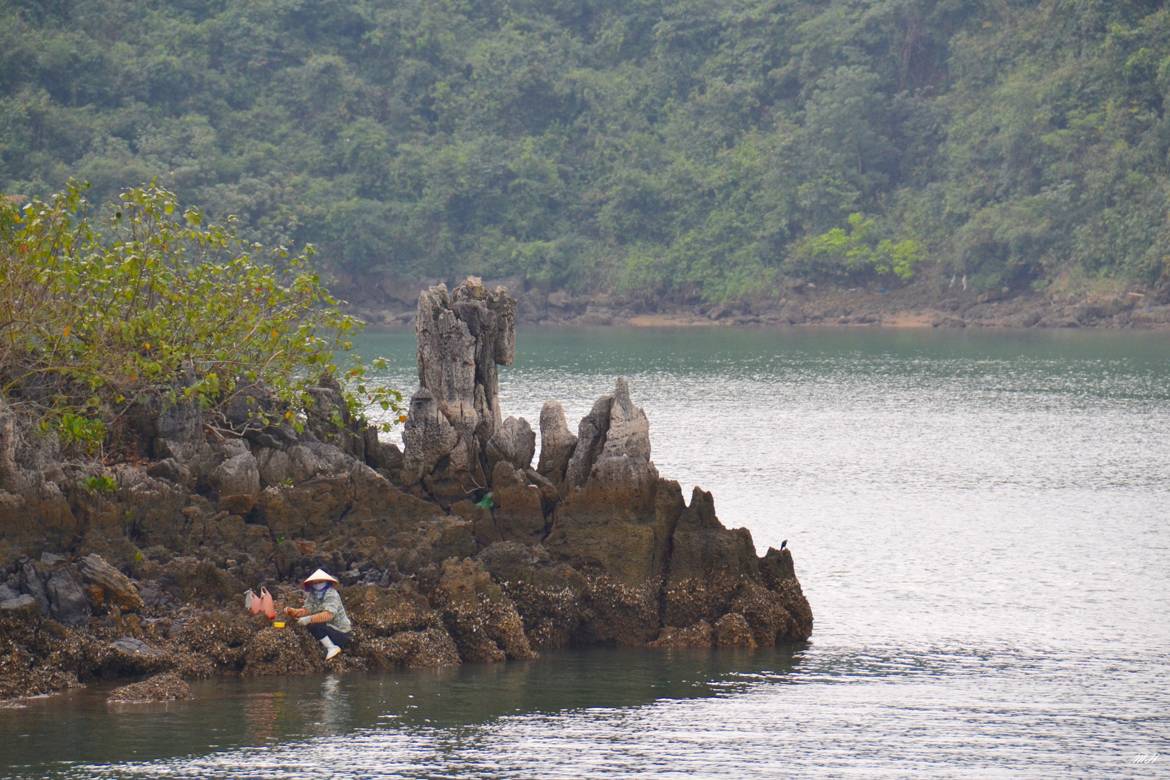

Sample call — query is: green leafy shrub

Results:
[81,474,117,493]
[787,214,926,283]
[0,181,403,453]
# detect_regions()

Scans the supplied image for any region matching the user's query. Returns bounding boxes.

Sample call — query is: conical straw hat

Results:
[302,568,339,586]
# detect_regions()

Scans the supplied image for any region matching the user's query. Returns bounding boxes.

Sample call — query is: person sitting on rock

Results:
[285,569,352,661]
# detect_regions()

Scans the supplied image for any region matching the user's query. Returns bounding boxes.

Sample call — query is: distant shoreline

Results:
[344,284,1170,332]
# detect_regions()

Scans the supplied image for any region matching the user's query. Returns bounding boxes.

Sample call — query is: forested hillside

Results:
[2,0,1169,303]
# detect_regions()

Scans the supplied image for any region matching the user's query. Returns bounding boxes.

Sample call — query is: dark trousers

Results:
[307,623,353,647]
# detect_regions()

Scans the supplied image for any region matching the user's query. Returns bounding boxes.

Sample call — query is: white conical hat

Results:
[302,568,339,585]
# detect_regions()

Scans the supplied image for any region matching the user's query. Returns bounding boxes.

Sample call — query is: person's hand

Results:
[284,607,299,617]
[297,615,312,626]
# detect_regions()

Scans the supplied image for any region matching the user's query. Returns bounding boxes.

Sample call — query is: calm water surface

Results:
[3,326,1168,777]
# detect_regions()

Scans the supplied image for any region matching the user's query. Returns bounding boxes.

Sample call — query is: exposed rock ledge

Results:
[0,277,811,702]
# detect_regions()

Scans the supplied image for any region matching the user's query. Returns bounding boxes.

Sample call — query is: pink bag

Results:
[246,588,262,615]
[259,586,276,620]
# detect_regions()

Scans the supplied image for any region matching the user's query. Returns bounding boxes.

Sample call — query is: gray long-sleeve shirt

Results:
[304,586,352,633]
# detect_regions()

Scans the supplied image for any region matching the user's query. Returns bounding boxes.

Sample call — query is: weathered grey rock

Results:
[110,474,190,553]
[110,637,154,656]
[589,378,657,487]
[15,482,79,557]
[305,375,368,461]
[602,379,651,460]
[19,560,49,615]
[548,377,653,490]
[98,636,172,677]
[146,457,192,487]
[364,428,404,476]
[536,402,576,485]
[154,392,202,445]
[400,388,464,488]
[404,278,518,501]
[209,451,261,513]
[255,441,353,487]
[46,567,90,626]
[80,553,144,612]
[545,380,671,585]
[0,397,19,492]
[416,285,480,426]
[562,394,612,490]
[0,594,36,611]
[486,416,536,475]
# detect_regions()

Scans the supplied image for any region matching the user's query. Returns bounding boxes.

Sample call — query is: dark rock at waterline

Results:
[93,637,172,677]
[243,625,324,677]
[107,672,192,704]
[714,612,757,648]
[0,602,83,700]
[361,626,461,670]
[476,541,588,651]
[661,487,759,630]
[433,557,535,663]
[649,620,714,649]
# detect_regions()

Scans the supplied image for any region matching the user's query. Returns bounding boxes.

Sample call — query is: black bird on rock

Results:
[780,539,787,550]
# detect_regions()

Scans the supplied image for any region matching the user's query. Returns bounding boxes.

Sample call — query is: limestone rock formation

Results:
[536,401,576,485]
[403,278,519,503]
[544,379,669,585]
[0,276,812,702]
[485,416,536,475]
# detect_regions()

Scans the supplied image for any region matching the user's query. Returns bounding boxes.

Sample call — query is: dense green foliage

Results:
[0,181,401,454]
[2,0,1170,301]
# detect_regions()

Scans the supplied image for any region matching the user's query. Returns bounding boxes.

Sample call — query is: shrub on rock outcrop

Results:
[0,182,403,460]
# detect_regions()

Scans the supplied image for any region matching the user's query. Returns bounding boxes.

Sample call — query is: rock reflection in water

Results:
[0,647,799,777]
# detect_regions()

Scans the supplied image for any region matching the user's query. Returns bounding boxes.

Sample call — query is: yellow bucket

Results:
[272,621,286,629]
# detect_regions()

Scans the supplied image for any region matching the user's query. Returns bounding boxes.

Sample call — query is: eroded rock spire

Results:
[402,277,518,502]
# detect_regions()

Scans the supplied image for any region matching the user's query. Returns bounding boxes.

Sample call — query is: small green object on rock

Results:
[475,492,494,510]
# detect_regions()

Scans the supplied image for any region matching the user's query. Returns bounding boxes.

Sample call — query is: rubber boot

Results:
[320,635,341,661]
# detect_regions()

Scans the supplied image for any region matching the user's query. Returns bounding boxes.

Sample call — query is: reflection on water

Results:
[2,327,1169,777]
[1,648,798,777]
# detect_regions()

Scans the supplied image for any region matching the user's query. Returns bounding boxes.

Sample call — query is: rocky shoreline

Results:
[0,279,810,705]
[337,274,1170,330]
